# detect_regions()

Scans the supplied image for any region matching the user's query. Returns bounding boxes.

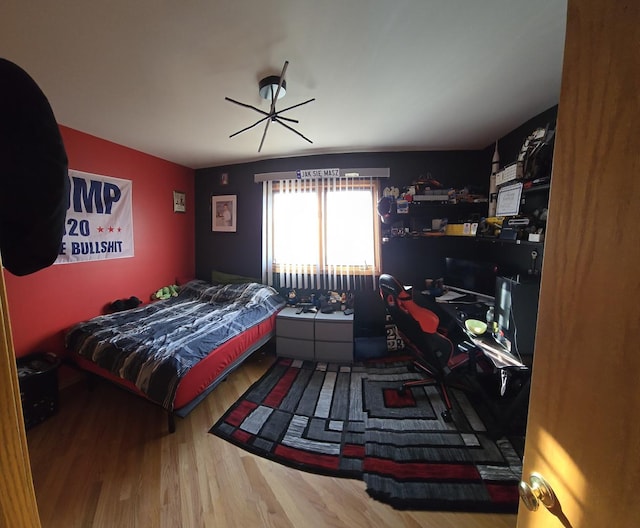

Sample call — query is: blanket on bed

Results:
[66,280,285,409]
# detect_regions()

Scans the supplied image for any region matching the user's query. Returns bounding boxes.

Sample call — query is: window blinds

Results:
[260,172,383,291]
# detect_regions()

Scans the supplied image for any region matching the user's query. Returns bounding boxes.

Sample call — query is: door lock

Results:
[518,472,556,511]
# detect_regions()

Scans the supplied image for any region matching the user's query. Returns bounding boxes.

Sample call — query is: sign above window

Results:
[254,167,390,183]
[296,168,340,179]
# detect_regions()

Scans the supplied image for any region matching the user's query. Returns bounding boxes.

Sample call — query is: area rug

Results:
[210,357,522,512]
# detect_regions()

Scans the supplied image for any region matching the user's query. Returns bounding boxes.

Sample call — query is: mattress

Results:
[71,312,277,412]
[66,280,285,412]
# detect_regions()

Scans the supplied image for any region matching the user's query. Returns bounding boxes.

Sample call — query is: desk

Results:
[464,331,527,370]
[421,294,531,434]
[429,297,527,370]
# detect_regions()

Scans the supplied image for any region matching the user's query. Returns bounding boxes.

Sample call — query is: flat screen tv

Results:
[444,257,498,302]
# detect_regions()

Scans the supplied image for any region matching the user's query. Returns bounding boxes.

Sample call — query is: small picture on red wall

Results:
[173,191,186,213]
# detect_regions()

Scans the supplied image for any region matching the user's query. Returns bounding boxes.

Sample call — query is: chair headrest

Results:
[379,274,406,298]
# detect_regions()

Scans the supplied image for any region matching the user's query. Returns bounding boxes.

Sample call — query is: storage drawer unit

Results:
[314,311,354,363]
[275,308,354,363]
[276,307,316,360]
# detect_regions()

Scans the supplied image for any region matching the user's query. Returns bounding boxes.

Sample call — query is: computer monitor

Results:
[494,276,541,357]
[444,257,498,302]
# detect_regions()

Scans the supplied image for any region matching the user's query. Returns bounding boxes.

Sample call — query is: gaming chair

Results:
[378,274,469,422]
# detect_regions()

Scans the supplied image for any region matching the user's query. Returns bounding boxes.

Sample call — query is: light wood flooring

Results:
[26,349,517,528]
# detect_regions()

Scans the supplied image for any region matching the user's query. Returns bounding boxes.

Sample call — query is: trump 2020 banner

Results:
[55,170,134,264]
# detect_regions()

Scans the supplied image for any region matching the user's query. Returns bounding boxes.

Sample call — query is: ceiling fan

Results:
[225,61,315,152]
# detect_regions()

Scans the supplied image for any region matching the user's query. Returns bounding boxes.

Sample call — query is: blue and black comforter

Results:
[66,280,285,409]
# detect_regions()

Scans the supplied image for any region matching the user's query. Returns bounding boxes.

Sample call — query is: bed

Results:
[65,279,285,432]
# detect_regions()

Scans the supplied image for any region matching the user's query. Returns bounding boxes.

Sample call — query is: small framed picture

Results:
[496,182,523,217]
[173,191,186,213]
[212,195,237,232]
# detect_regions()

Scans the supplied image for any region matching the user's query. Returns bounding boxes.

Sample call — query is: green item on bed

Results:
[211,269,260,285]
[152,284,179,300]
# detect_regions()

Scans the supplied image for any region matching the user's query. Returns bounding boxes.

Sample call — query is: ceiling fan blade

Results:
[273,115,299,124]
[274,98,316,116]
[274,117,313,144]
[229,115,270,138]
[224,97,270,117]
[258,118,272,152]
[269,60,289,111]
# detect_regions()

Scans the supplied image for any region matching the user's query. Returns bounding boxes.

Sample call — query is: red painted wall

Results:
[3,126,195,361]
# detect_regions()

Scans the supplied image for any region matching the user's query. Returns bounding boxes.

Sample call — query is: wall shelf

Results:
[385,201,488,234]
[381,233,544,288]
[522,183,551,194]
[383,235,544,247]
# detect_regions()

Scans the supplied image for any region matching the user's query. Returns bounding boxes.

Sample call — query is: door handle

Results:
[518,472,556,511]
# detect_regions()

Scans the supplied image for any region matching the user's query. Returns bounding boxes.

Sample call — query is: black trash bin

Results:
[16,353,61,429]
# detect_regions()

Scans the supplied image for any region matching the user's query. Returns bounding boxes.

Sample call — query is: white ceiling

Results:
[2,1,567,169]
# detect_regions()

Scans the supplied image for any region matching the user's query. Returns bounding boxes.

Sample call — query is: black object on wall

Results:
[481,105,558,172]
[381,236,543,291]
[0,59,69,276]
[383,105,557,289]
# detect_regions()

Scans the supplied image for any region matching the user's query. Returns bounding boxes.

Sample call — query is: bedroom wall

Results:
[194,105,558,289]
[3,126,195,361]
[194,150,485,281]
[479,105,558,170]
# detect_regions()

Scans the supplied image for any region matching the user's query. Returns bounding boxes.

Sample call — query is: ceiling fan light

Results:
[259,75,286,100]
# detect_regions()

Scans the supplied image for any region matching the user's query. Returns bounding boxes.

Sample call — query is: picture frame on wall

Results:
[173,191,186,213]
[212,194,237,232]
[496,181,523,217]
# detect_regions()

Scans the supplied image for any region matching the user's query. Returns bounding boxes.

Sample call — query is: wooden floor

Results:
[26,350,517,528]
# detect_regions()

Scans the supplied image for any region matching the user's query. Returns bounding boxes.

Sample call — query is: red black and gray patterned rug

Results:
[210,356,522,512]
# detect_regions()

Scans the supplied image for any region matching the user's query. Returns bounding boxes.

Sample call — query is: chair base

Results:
[400,370,454,423]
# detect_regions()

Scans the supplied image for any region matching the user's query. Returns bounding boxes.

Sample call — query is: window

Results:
[261,175,381,290]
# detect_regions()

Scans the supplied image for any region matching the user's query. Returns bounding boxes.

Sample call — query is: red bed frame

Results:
[72,312,278,432]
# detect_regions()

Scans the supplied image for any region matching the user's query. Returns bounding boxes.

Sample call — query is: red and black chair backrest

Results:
[379,273,453,376]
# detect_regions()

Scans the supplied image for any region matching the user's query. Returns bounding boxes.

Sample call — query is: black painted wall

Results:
[195,150,485,281]
[480,105,559,173]
[195,105,558,286]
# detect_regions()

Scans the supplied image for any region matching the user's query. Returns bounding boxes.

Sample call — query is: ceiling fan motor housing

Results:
[259,75,286,100]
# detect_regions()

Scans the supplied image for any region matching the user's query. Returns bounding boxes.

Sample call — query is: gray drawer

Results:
[277,318,315,340]
[276,336,315,360]
[315,341,353,363]
[315,320,353,342]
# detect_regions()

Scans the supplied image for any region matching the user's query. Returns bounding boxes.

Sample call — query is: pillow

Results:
[211,269,260,285]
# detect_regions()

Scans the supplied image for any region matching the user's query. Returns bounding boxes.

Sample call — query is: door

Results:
[0,260,42,527]
[517,1,640,526]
